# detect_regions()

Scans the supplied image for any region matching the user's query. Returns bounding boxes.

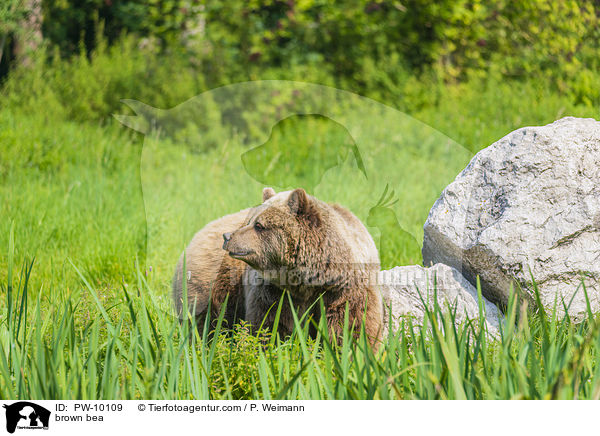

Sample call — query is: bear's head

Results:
[222,187,324,283]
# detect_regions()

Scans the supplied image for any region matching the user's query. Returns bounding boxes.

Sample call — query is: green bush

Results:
[2,35,207,122]
[201,0,600,104]
[4,0,598,123]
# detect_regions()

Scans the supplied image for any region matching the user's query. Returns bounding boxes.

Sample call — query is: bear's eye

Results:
[254,222,265,231]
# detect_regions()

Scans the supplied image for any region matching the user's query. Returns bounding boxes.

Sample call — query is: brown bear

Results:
[173,188,383,346]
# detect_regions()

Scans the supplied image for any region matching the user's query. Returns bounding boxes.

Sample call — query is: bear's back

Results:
[329,202,380,268]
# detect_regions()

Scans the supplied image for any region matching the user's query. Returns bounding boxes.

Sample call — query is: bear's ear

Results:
[288,188,321,226]
[262,187,276,202]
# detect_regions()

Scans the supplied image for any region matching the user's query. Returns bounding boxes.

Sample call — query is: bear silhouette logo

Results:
[3,402,50,433]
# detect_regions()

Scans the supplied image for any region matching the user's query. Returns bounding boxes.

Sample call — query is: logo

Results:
[2,402,50,434]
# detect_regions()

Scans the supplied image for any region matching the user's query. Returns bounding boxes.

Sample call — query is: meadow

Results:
[1,44,600,398]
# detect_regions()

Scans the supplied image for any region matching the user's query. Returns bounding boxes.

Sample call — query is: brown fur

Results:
[172,209,250,328]
[173,188,383,347]
[172,187,280,328]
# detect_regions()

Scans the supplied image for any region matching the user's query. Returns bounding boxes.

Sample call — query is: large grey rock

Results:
[380,264,503,336]
[423,117,600,320]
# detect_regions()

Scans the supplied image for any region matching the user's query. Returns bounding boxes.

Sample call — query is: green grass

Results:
[4,239,600,399]
[1,72,599,399]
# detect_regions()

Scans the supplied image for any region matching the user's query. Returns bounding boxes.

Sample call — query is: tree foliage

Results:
[2,1,599,108]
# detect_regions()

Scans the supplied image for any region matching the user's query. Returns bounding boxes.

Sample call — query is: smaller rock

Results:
[380,264,503,337]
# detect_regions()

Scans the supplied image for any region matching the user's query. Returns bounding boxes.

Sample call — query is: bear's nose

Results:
[222,232,232,249]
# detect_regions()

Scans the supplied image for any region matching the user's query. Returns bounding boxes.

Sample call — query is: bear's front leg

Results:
[243,269,295,337]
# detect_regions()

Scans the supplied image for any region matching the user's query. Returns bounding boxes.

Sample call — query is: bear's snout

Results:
[222,232,232,249]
